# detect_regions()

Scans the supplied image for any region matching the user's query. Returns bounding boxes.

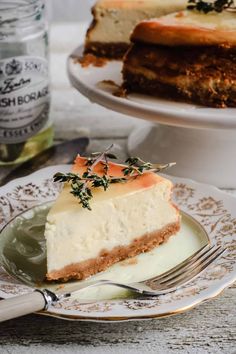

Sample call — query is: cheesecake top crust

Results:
[72,155,166,197]
[49,155,174,218]
[131,10,236,46]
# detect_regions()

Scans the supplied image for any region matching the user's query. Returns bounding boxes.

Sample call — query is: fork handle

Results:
[0,290,57,323]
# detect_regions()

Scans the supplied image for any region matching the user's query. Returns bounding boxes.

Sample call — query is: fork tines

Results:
[144,244,226,291]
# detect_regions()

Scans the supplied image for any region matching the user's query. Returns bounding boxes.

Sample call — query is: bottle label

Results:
[0,56,50,144]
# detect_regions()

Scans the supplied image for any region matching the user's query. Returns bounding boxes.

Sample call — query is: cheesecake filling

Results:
[87,7,180,44]
[45,182,179,276]
[86,0,187,52]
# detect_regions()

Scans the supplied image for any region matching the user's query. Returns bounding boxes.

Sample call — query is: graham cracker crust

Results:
[123,43,236,108]
[84,42,129,59]
[85,5,130,59]
[46,221,180,282]
[76,53,108,68]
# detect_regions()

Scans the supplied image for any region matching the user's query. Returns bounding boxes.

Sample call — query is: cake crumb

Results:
[98,80,127,98]
[75,54,108,68]
[113,85,127,98]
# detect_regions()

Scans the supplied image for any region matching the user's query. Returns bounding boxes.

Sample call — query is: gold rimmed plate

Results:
[0,165,235,322]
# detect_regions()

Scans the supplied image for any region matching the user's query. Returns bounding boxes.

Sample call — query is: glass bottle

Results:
[0,0,53,165]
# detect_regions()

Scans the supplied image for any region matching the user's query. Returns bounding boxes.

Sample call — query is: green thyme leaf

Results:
[105,153,118,159]
[187,0,234,13]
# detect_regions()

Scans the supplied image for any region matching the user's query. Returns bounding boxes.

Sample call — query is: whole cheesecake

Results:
[85,0,187,59]
[45,155,180,282]
[122,10,236,107]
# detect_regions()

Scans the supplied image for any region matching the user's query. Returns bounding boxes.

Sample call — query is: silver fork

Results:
[0,244,226,322]
[58,243,226,297]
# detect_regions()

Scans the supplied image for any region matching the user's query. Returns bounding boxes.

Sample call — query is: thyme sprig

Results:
[53,145,175,211]
[187,0,235,13]
[122,157,175,177]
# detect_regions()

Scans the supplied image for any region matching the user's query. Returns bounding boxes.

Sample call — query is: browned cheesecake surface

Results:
[131,11,236,47]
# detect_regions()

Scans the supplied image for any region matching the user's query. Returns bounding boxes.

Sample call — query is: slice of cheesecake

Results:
[85,0,187,59]
[45,155,180,282]
[123,10,236,107]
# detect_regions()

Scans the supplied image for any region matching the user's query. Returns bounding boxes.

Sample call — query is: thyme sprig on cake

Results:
[187,0,235,13]
[53,145,175,210]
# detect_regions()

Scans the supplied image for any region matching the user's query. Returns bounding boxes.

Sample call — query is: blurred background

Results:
[48,0,92,22]
[45,0,140,161]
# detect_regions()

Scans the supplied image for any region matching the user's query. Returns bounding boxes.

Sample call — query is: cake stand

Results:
[68,47,236,188]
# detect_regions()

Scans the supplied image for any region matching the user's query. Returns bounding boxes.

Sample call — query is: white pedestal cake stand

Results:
[68,47,236,188]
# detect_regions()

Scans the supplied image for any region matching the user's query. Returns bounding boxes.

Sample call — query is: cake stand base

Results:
[128,124,236,188]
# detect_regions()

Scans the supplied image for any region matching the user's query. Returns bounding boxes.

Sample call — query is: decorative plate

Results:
[67,46,236,130]
[0,165,235,322]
